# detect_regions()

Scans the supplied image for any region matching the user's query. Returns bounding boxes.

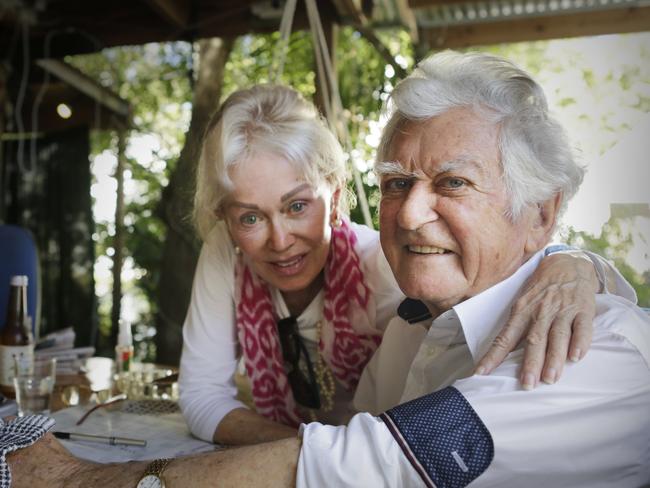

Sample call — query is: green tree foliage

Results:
[68,43,193,357]
[566,220,649,307]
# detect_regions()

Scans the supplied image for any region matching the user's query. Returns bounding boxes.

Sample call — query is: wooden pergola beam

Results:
[143,0,191,28]
[422,6,650,49]
[331,0,369,21]
[36,60,131,120]
[395,0,420,43]
[332,0,408,78]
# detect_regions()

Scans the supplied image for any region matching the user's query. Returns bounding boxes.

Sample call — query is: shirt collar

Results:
[451,250,546,363]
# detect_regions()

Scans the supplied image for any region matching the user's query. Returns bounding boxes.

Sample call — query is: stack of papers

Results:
[35,328,95,374]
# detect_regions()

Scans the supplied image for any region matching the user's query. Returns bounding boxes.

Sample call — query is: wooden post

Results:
[0,64,5,140]
[155,37,233,364]
[111,127,126,348]
[0,64,7,219]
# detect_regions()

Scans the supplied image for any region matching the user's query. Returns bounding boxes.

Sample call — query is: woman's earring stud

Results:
[234,245,241,255]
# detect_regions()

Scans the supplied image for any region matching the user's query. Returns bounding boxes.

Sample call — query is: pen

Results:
[53,431,147,447]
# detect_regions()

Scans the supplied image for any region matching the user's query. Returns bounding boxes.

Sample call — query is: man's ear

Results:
[525,192,562,253]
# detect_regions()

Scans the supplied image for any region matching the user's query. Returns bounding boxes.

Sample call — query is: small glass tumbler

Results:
[13,358,57,416]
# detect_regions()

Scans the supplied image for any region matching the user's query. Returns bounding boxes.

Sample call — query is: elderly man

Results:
[295,50,650,487]
[6,51,650,488]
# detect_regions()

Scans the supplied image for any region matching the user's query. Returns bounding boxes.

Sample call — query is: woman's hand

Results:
[475,251,600,389]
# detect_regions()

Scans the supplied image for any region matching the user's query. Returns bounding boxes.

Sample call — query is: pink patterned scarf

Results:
[234,220,381,427]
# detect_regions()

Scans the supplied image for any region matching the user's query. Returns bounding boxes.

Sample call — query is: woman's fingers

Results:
[542,309,594,386]
[539,314,573,385]
[476,284,552,376]
[519,311,553,390]
[476,252,599,387]
[568,311,594,362]
[475,313,528,375]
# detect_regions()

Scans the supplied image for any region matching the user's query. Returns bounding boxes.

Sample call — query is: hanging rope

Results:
[271,0,374,228]
[304,0,373,227]
[269,0,297,84]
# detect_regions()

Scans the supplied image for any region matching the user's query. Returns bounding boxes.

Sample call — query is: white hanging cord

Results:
[307,16,332,124]
[15,20,31,173]
[304,0,373,228]
[269,0,298,84]
[30,29,57,171]
[29,29,104,177]
[309,4,340,119]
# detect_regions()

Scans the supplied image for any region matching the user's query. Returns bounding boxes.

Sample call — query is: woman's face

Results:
[223,153,337,294]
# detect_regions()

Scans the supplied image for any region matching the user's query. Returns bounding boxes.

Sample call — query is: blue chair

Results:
[0,225,39,336]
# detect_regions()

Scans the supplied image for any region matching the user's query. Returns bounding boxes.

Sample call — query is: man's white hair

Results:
[194,84,349,241]
[377,50,585,221]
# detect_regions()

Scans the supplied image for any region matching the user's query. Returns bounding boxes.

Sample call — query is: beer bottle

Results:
[0,275,35,397]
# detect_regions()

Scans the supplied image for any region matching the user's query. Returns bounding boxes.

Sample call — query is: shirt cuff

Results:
[380,387,494,488]
[582,251,637,302]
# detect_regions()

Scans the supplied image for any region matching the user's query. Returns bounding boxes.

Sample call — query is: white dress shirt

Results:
[297,251,650,487]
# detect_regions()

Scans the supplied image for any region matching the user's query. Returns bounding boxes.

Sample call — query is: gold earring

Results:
[331,216,342,227]
[234,245,241,255]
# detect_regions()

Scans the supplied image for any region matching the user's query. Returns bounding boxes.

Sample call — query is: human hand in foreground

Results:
[476,251,599,389]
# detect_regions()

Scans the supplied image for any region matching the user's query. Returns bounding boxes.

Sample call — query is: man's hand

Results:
[475,252,598,389]
[8,433,92,488]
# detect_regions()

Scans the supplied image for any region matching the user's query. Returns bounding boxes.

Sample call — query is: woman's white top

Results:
[178,221,403,442]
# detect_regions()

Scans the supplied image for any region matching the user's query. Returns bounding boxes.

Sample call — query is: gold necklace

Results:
[309,321,336,421]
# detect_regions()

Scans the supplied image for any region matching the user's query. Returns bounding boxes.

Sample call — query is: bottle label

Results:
[115,346,133,373]
[0,345,35,387]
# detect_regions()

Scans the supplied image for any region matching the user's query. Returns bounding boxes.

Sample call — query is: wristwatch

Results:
[136,458,172,488]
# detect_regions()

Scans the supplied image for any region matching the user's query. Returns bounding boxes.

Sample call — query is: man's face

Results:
[379,107,537,313]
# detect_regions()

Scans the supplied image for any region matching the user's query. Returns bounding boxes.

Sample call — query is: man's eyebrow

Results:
[375,157,487,179]
[280,183,311,203]
[438,157,486,176]
[374,161,419,178]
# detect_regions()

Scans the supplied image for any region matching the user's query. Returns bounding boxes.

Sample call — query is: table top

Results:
[52,403,217,463]
[50,358,200,463]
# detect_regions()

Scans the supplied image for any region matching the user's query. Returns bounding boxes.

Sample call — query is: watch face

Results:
[137,474,164,488]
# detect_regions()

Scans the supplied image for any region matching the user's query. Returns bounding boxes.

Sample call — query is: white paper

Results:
[51,404,219,463]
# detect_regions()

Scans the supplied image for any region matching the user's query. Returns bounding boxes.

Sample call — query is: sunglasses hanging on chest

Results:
[277,317,321,409]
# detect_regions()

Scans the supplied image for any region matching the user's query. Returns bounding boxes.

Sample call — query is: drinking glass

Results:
[114,364,177,401]
[13,358,57,416]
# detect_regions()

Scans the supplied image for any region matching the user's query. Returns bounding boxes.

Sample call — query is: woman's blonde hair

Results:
[194,84,350,241]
